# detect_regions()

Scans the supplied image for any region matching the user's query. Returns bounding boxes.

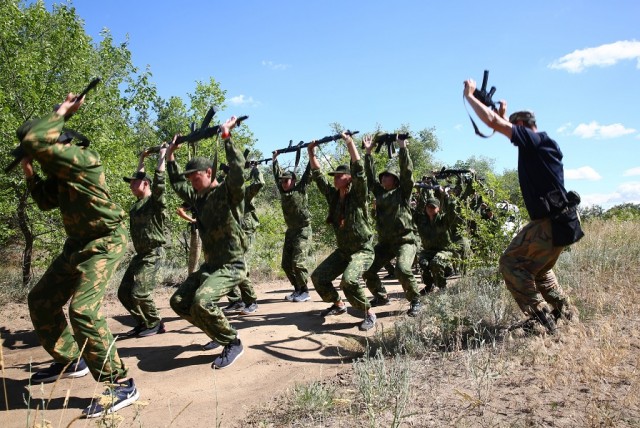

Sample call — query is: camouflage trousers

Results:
[281,226,312,293]
[170,261,248,346]
[364,241,420,303]
[311,246,374,312]
[499,218,568,315]
[418,249,454,289]
[227,229,258,304]
[117,246,164,329]
[28,225,129,382]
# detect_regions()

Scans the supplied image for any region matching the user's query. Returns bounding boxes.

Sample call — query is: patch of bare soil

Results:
[0,276,411,427]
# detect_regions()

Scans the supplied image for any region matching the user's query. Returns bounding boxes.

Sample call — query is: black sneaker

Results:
[293,291,311,302]
[82,378,140,418]
[31,358,90,384]
[240,302,258,315]
[212,338,244,369]
[137,322,166,337]
[320,303,347,317]
[123,325,144,337]
[202,340,221,351]
[359,313,377,331]
[223,301,245,314]
[369,296,391,307]
[407,300,422,317]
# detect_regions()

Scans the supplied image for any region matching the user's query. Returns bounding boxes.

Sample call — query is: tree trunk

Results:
[15,185,33,286]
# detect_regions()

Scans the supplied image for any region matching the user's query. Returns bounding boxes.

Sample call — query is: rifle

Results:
[273,130,359,169]
[466,70,499,138]
[433,167,474,180]
[173,107,249,146]
[241,149,271,168]
[371,132,410,158]
[139,142,169,156]
[5,78,101,173]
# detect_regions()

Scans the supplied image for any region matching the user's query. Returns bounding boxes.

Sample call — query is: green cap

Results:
[378,167,400,183]
[327,164,350,176]
[279,171,296,180]
[123,171,151,183]
[181,156,212,176]
[426,198,440,208]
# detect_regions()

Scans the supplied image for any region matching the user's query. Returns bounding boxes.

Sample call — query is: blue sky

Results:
[44,0,639,208]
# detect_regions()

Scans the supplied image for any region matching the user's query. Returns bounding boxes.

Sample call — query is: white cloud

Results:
[623,167,640,177]
[565,166,602,181]
[581,181,640,208]
[548,40,640,73]
[229,94,260,107]
[556,122,572,134]
[571,121,636,139]
[261,60,290,71]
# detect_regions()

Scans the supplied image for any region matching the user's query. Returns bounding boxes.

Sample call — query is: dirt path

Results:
[0,276,410,427]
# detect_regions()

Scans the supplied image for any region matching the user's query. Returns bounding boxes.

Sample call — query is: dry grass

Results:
[245,219,640,427]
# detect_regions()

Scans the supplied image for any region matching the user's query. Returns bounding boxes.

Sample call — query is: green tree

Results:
[0,0,157,285]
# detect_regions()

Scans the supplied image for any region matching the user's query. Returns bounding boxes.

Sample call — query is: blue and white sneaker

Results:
[83,378,140,418]
[293,291,311,302]
[31,358,90,384]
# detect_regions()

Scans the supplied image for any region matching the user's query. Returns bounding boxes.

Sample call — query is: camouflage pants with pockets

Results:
[170,261,248,346]
[311,247,374,312]
[28,225,129,382]
[117,246,164,329]
[418,249,454,289]
[499,217,568,314]
[281,226,312,293]
[364,241,420,302]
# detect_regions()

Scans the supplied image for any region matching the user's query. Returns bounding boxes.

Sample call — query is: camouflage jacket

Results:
[20,113,126,242]
[273,160,311,230]
[242,166,265,234]
[413,206,458,252]
[365,147,416,245]
[168,138,246,268]
[129,170,167,254]
[312,159,372,253]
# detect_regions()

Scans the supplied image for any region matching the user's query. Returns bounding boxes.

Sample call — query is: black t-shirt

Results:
[511,125,566,220]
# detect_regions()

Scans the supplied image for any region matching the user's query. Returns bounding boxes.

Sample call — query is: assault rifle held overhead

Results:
[272,130,359,168]
[242,149,271,168]
[172,107,249,146]
[371,132,410,158]
[5,78,101,173]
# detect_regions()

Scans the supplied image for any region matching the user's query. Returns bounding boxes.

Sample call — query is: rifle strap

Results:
[211,134,219,179]
[58,128,91,147]
[463,95,495,139]
[294,146,301,171]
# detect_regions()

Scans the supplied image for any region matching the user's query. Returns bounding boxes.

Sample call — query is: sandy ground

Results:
[0,275,410,427]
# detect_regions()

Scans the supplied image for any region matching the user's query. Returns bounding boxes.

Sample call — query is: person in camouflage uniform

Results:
[414,196,462,293]
[361,134,422,317]
[464,79,580,334]
[19,92,139,417]
[167,116,256,368]
[118,146,168,338]
[308,134,376,331]
[272,151,313,303]
[224,163,264,314]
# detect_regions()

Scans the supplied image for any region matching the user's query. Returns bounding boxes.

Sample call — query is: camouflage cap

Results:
[508,110,536,125]
[181,156,213,176]
[279,171,297,180]
[426,198,440,208]
[378,167,400,183]
[327,164,351,176]
[123,171,151,183]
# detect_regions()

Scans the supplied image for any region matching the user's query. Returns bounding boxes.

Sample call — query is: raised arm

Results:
[463,79,513,139]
